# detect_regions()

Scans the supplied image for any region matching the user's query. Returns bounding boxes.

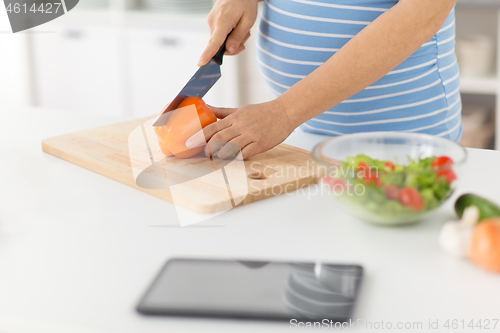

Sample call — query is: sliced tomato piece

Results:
[357,161,371,172]
[357,162,369,179]
[432,155,456,183]
[363,175,374,186]
[323,176,347,192]
[431,156,454,169]
[398,187,424,211]
[384,161,395,172]
[363,174,383,187]
[437,169,457,183]
[362,173,378,186]
[385,184,401,200]
[358,161,382,186]
[322,176,335,187]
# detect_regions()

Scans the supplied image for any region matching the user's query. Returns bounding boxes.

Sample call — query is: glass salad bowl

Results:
[312,132,467,225]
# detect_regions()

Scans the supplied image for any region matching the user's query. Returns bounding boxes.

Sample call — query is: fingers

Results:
[204,126,240,156]
[198,25,232,66]
[225,44,246,56]
[218,136,251,159]
[225,45,245,56]
[241,31,251,45]
[225,32,251,55]
[239,142,261,160]
[198,17,252,65]
[208,106,238,119]
[226,18,253,54]
[185,120,231,148]
[231,32,251,55]
[205,141,227,157]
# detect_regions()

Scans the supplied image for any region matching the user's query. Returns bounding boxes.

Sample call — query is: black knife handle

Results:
[213,33,232,66]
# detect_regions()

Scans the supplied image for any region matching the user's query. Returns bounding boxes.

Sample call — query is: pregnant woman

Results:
[188,0,461,159]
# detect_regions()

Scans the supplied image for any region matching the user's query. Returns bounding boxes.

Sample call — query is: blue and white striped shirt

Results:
[257,0,462,141]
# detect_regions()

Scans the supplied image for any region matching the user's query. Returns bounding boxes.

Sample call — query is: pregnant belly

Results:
[257,0,462,140]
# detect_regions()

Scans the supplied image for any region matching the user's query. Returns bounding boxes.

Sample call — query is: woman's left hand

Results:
[185,99,294,160]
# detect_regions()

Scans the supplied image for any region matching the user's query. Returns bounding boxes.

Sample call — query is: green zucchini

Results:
[455,194,500,221]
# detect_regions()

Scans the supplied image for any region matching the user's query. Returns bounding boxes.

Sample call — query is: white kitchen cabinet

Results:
[124,27,205,117]
[456,1,500,148]
[124,26,240,118]
[31,22,124,116]
[32,21,241,119]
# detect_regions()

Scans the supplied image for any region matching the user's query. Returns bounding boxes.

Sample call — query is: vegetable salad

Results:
[323,154,457,220]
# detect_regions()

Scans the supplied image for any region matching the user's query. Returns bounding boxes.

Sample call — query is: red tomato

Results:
[364,173,383,187]
[437,169,457,183]
[385,184,400,200]
[323,176,347,192]
[384,161,395,171]
[357,161,384,187]
[431,156,454,169]
[357,161,383,187]
[431,155,456,183]
[398,187,424,211]
[357,161,371,181]
[357,161,371,173]
[155,97,216,158]
[364,177,375,186]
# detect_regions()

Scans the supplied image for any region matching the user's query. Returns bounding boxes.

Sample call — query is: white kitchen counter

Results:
[1,107,499,333]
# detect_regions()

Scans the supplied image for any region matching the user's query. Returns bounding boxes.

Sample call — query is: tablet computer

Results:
[137,258,363,323]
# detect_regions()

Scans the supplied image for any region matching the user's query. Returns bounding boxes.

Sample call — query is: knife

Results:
[152,35,229,127]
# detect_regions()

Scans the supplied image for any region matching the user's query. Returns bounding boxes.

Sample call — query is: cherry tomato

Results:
[155,97,217,158]
[357,161,371,173]
[431,155,456,183]
[364,175,376,186]
[431,156,454,169]
[398,187,424,211]
[323,176,347,193]
[437,169,457,183]
[384,161,395,171]
[357,162,383,187]
[357,161,371,180]
[385,184,400,200]
[363,173,383,187]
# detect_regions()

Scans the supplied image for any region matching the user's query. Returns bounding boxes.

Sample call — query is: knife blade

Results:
[152,36,229,127]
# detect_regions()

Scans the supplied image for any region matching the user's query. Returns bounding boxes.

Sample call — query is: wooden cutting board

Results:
[42,117,322,214]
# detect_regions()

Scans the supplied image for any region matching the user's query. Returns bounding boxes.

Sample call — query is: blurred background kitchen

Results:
[0,0,499,149]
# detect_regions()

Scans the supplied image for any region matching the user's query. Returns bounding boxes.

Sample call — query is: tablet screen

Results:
[137,258,363,322]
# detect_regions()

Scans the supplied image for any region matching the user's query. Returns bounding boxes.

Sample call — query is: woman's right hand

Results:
[197,0,259,66]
